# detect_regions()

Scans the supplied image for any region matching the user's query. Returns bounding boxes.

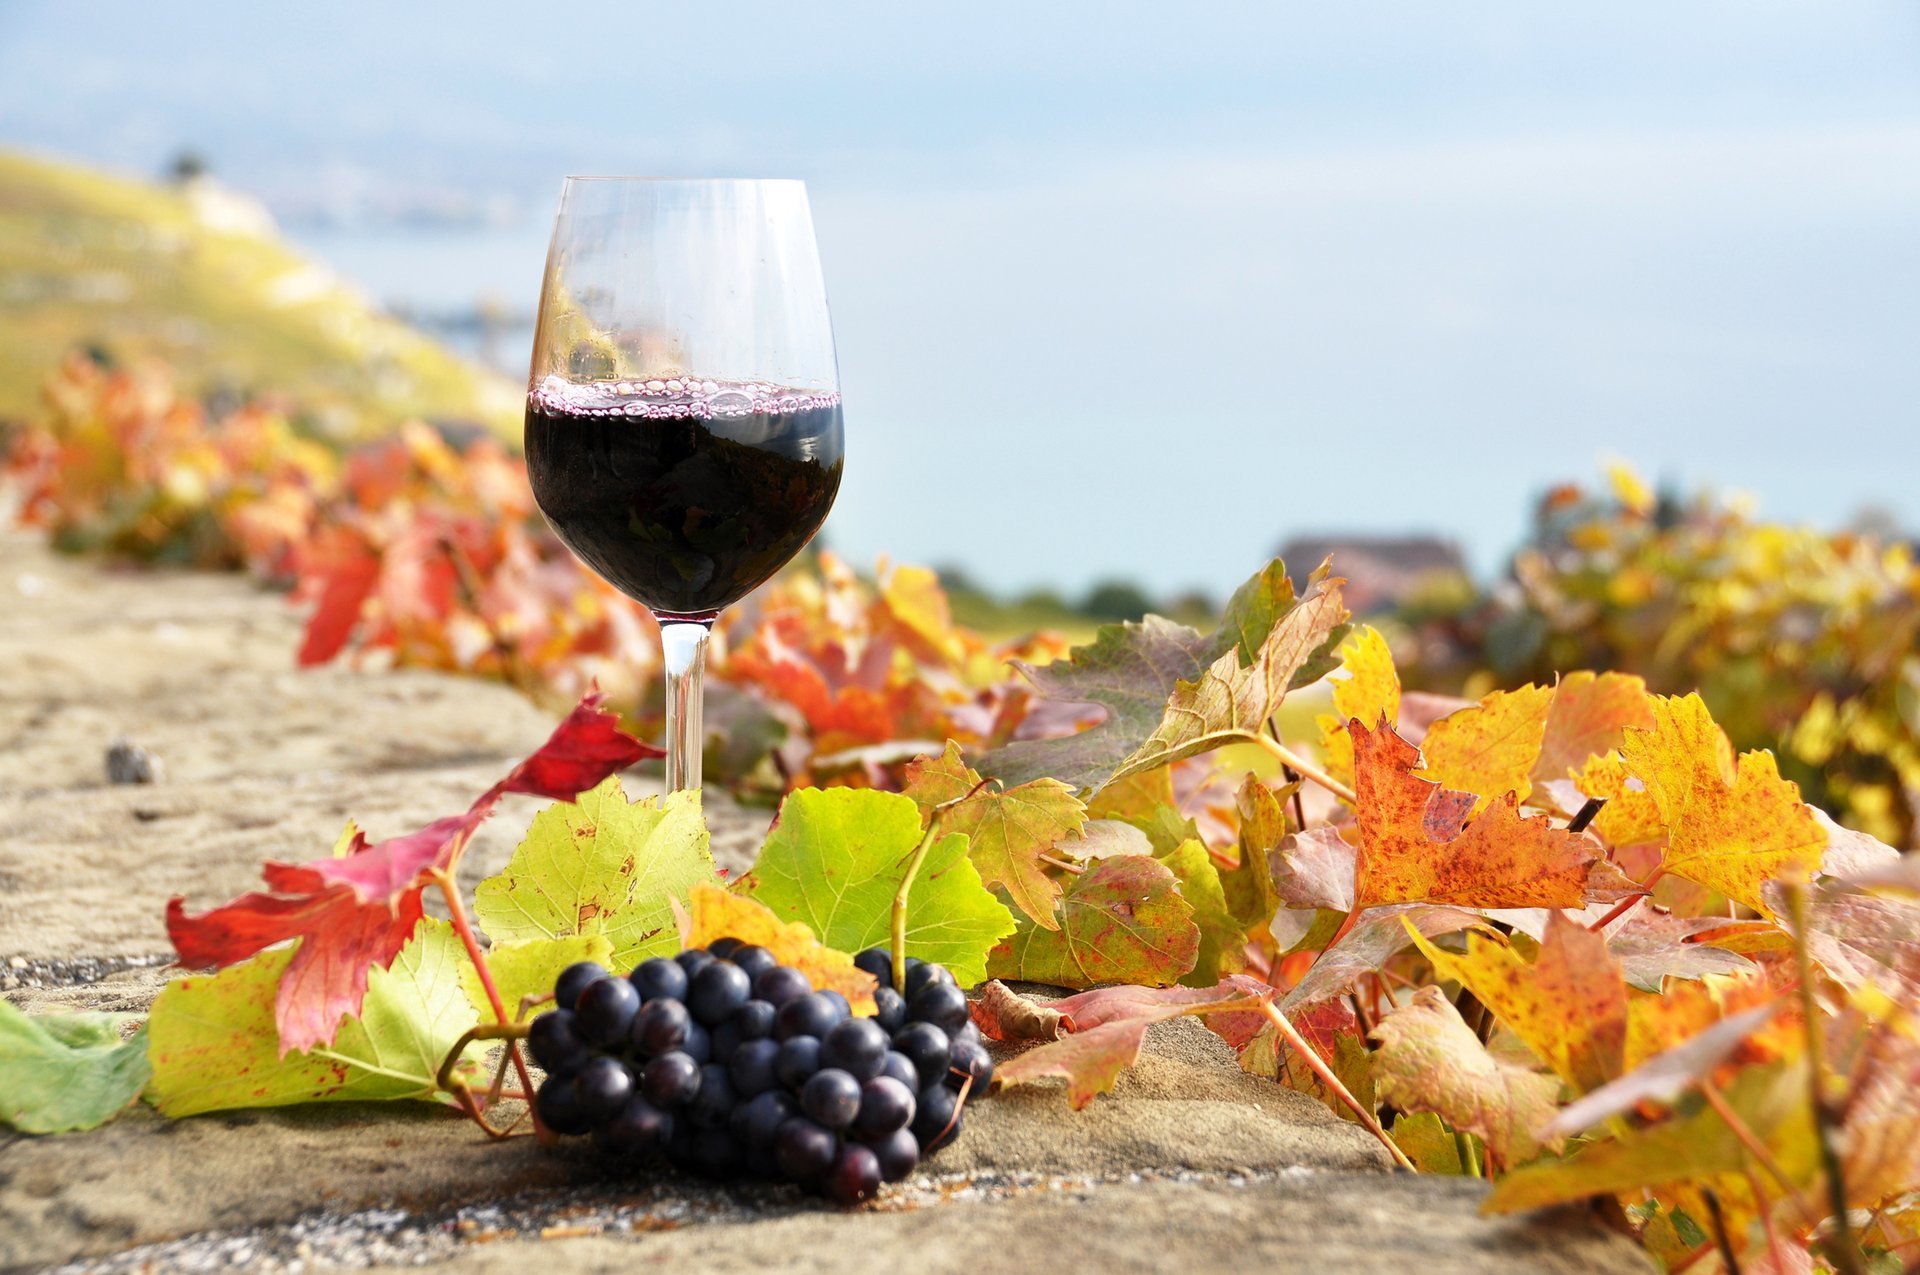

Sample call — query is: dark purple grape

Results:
[534,1074,591,1136]
[682,1019,712,1065]
[752,965,811,1009]
[825,1142,883,1205]
[864,1127,919,1182]
[688,960,752,1026]
[854,1075,916,1137]
[573,1055,635,1123]
[709,1019,745,1064]
[642,1050,702,1107]
[817,989,852,1019]
[774,991,846,1041]
[675,948,717,978]
[912,1082,961,1152]
[800,1068,862,1130]
[554,960,609,1011]
[527,1009,590,1076]
[729,1037,781,1097]
[773,1116,837,1186]
[852,947,893,988]
[573,976,641,1048]
[900,956,926,986]
[730,944,778,982]
[706,937,745,960]
[628,956,688,1003]
[630,996,691,1057]
[745,1147,781,1180]
[687,1063,736,1130]
[734,998,776,1040]
[597,1095,673,1156]
[948,1037,994,1090]
[879,1050,920,1092]
[687,1127,743,1177]
[821,1017,889,1081]
[730,1088,797,1152]
[892,1022,950,1081]
[872,986,907,1033]
[907,981,970,1035]
[905,960,956,1000]
[775,1035,822,1088]
[953,1019,983,1047]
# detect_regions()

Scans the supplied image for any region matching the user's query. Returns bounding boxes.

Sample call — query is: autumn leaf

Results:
[1603,907,1763,993]
[1349,717,1601,910]
[987,854,1199,989]
[970,980,1067,1042]
[1155,838,1244,986]
[1392,1111,1468,1175]
[739,788,1016,988]
[0,1003,150,1133]
[1370,986,1563,1168]
[1410,914,1628,1094]
[991,977,1270,1109]
[147,919,486,1118]
[678,883,878,1014]
[1221,775,1288,928]
[473,780,716,970]
[903,743,1087,929]
[1315,625,1401,793]
[1620,693,1826,915]
[1530,671,1654,788]
[982,558,1347,792]
[1270,826,1358,913]
[1418,683,1554,811]
[1277,904,1478,1011]
[877,562,967,665]
[1546,1003,1781,1138]
[458,934,614,1024]
[166,692,656,1052]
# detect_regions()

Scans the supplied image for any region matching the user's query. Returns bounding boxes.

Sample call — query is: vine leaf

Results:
[986,854,1199,989]
[165,692,656,1053]
[679,883,878,1013]
[146,919,486,1119]
[738,788,1015,988]
[903,742,1087,929]
[1349,716,1601,909]
[1155,838,1243,986]
[969,980,1067,1042]
[981,559,1347,793]
[1530,671,1654,789]
[474,780,716,970]
[1417,683,1554,812]
[1546,1002,1781,1138]
[1315,624,1402,793]
[987,978,1270,1109]
[1369,985,1563,1168]
[459,933,613,1022]
[0,1003,150,1133]
[1620,692,1826,916]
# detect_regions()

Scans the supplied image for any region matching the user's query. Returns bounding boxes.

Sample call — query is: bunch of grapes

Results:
[526,938,993,1205]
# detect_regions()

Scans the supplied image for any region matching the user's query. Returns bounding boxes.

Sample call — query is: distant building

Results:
[1276,535,1470,614]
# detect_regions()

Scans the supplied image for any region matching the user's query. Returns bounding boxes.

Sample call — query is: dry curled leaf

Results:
[970,980,1067,1042]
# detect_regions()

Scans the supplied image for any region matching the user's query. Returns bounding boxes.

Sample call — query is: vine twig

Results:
[429,867,539,1133]
[1787,879,1869,1275]
[1698,1077,1817,1220]
[1253,732,1357,805]
[1259,998,1413,1170]
[892,779,993,992]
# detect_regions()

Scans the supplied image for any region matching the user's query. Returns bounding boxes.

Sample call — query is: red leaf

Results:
[294,527,381,666]
[166,691,656,1053]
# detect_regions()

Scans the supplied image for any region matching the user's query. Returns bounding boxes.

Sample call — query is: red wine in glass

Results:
[525,379,844,622]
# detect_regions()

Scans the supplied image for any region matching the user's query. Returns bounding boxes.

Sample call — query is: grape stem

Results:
[891,780,992,993]
[1253,731,1356,805]
[1258,998,1414,1171]
[430,867,539,1135]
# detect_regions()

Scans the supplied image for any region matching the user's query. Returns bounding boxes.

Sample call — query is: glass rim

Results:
[559,175,807,185]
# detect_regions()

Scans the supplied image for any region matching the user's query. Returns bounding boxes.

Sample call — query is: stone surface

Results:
[0,532,1653,1273]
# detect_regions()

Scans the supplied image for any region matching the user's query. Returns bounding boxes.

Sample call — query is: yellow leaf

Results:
[1573,753,1669,847]
[682,883,877,1014]
[1419,683,1554,811]
[1316,626,1401,793]
[1530,671,1655,788]
[1620,694,1827,915]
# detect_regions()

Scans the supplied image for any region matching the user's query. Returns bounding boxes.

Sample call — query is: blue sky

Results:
[3,2,1917,596]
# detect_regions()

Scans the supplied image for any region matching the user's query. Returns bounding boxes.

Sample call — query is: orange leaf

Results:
[1350,717,1600,909]
[1619,693,1826,916]
[679,883,877,1014]
[1530,671,1654,788]
[1418,683,1554,811]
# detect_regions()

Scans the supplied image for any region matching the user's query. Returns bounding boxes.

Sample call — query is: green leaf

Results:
[1155,839,1242,986]
[739,788,1017,987]
[987,854,1199,988]
[1391,1111,1468,1174]
[0,1002,151,1133]
[474,779,716,970]
[146,919,484,1118]
[1222,775,1289,928]
[459,934,615,1021]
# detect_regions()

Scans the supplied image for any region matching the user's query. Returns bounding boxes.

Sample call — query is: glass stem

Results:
[660,621,711,793]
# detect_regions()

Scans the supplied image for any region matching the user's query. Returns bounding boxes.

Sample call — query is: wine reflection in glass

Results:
[525,178,844,792]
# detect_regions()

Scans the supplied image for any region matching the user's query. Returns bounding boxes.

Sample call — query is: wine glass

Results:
[525,178,844,792]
